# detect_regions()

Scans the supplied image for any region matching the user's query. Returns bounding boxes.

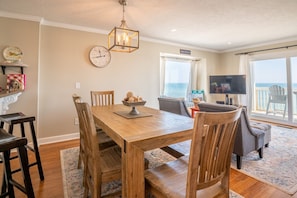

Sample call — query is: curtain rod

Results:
[235,44,297,55]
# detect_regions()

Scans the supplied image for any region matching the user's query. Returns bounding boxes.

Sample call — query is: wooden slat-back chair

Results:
[90,90,114,106]
[72,94,86,169]
[145,107,242,198]
[72,94,116,169]
[90,90,116,146]
[90,90,116,144]
[75,100,122,198]
[266,85,287,118]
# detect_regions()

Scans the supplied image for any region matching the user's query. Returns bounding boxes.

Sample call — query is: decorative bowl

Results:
[122,100,146,115]
[122,100,146,107]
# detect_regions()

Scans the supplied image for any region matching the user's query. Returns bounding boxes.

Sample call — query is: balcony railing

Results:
[253,87,297,117]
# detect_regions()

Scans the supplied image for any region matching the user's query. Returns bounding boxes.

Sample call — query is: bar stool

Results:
[0,128,35,198]
[0,112,44,181]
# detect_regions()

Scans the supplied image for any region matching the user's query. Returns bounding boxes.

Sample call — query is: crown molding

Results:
[0,11,42,22]
[41,19,109,35]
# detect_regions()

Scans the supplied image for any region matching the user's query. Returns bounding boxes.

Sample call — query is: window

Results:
[163,60,191,98]
[160,54,199,100]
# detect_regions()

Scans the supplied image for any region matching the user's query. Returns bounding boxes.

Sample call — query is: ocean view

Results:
[164,83,188,98]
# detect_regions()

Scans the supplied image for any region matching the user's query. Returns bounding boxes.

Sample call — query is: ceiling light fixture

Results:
[108,0,139,53]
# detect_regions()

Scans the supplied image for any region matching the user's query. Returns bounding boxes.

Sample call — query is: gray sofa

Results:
[198,102,271,169]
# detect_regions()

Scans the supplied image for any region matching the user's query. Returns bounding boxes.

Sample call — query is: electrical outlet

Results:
[74,118,79,125]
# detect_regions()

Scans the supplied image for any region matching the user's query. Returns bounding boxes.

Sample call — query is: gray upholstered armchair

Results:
[198,102,271,169]
[158,97,191,117]
[157,97,192,158]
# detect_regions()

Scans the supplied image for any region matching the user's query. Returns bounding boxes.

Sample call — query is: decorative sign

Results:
[180,49,191,55]
[6,74,26,91]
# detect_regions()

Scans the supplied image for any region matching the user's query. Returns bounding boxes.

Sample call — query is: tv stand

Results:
[216,94,233,105]
[216,101,224,104]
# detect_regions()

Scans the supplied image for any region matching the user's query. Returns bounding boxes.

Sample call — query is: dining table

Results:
[91,104,194,198]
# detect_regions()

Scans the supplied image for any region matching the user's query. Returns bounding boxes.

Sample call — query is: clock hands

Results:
[89,46,111,67]
[93,55,106,58]
[92,49,106,58]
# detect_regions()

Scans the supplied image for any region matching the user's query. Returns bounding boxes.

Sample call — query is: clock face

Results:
[89,46,111,68]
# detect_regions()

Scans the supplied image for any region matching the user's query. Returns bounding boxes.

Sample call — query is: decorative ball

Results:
[126,91,133,98]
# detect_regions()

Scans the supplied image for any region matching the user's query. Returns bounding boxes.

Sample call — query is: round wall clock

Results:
[89,46,111,68]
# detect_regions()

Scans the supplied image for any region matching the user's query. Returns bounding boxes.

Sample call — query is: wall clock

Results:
[89,46,111,68]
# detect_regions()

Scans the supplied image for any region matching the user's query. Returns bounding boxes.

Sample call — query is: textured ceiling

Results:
[1,0,297,52]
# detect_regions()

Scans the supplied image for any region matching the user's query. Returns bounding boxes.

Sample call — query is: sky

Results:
[253,57,297,84]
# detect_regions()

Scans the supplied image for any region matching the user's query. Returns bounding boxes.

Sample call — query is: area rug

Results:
[61,147,243,198]
[231,126,297,195]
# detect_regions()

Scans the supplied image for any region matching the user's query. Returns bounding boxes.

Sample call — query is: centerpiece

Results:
[122,91,146,115]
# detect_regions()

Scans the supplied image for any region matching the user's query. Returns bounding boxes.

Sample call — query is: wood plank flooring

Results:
[1,139,297,198]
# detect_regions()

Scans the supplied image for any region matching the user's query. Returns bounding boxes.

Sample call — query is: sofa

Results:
[198,102,271,169]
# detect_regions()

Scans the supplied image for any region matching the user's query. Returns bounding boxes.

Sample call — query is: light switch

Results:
[75,82,80,89]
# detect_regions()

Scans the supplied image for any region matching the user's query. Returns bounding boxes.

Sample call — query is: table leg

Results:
[123,142,145,198]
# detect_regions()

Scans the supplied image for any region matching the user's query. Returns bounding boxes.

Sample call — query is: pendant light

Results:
[108,0,139,53]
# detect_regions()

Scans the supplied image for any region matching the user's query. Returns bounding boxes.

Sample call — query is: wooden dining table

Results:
[91,104,194,197]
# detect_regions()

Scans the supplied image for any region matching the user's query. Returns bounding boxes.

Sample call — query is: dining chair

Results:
[75,99,122,198]
[145,107,242,197]
[72,94,116,169]
[90,90,114,106]
[90,90,116,139]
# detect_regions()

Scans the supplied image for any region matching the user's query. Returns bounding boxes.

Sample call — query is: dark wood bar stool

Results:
[0,128,35,198]
[0,112,44,181]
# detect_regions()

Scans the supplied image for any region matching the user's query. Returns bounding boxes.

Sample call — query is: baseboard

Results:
[37,132,79,146]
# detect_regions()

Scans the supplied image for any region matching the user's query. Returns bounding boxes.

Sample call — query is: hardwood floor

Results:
[1,139,297,198]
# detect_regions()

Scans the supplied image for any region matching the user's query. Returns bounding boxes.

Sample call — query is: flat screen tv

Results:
[209,75,246,94]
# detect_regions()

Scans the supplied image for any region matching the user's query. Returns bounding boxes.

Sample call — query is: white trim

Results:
[37,132,79,146]
[141,37,217,53]
[160,52,201,61]
[41,19,109,35]
[0,11,42,22]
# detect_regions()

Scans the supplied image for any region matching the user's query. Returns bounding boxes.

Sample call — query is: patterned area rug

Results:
[230,126,297,195]
[61,147,243,197]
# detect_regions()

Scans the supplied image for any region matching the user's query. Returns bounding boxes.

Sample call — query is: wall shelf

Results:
[0,62,28,75]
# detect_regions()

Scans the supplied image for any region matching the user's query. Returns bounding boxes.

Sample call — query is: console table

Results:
[190,107,199,118]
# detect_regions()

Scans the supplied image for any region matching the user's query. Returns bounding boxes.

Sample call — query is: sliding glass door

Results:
[291,57,297,123]
[250,52,297,126]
